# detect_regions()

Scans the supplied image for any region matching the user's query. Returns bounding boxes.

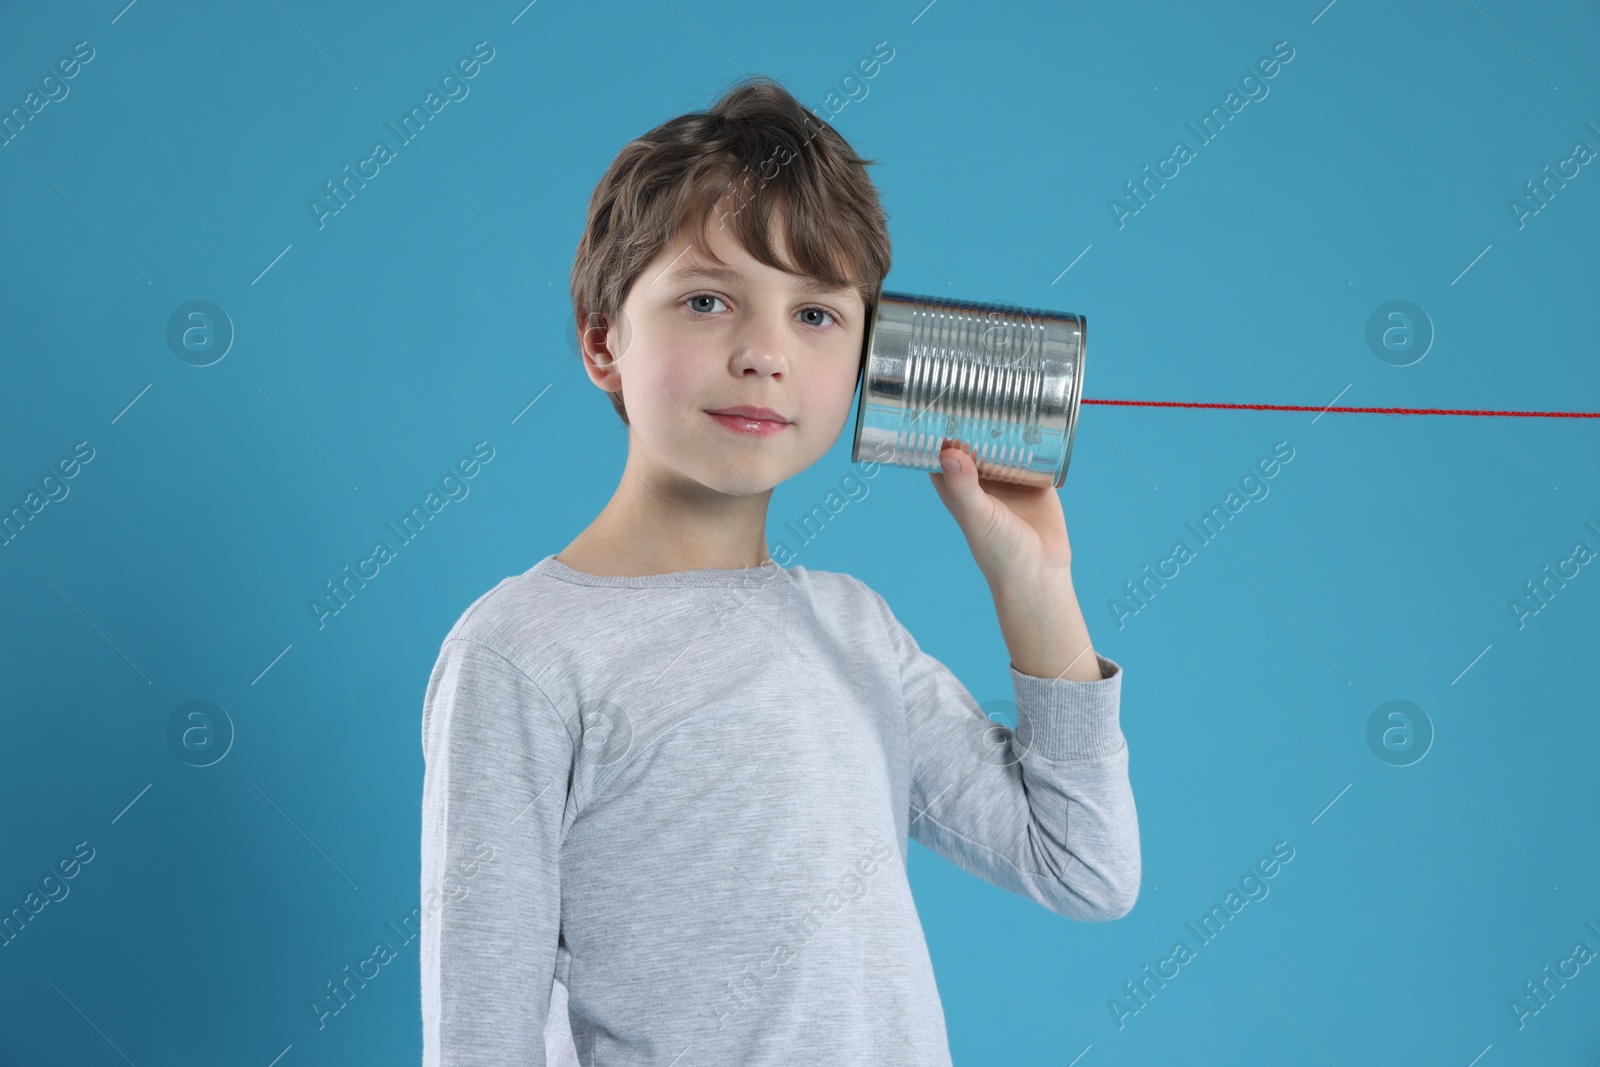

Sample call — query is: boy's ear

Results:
[577,307,628,391]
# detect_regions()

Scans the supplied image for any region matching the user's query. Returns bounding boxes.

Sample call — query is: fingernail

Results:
[941,453,960,473]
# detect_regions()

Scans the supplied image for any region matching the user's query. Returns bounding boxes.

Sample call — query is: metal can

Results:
[851,289,1087,488]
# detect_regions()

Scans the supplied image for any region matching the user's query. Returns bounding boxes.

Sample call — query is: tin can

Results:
[851,289,1087,488]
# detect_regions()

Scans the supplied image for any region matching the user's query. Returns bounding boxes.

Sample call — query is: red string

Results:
[1081,398,1600,418]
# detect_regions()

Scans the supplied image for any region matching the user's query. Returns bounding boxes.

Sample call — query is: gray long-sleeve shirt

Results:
[420,554,1140,1066]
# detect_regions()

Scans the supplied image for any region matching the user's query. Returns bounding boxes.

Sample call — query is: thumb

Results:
[929,442,988,529]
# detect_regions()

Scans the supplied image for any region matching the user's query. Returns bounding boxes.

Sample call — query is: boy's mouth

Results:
[705,406,792,437]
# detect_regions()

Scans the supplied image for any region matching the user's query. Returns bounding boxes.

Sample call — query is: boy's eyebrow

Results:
[664,262,856,299]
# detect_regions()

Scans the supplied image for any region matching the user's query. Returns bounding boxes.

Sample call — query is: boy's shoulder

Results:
[433,559,575,665]
[787,562,875,603]
[787,564,902,636]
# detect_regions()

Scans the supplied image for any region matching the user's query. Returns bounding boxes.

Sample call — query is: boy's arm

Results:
[421,637,573,1066]
[908,441,1139,917]
[859,581,1140,920]
[991,562,1103,682]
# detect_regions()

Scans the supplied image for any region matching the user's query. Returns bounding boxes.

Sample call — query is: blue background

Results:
[3,0,1598,1063]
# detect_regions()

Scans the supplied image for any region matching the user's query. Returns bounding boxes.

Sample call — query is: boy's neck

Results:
[555,539,773,578]
[556,440,780,577]
[556,510,773,579]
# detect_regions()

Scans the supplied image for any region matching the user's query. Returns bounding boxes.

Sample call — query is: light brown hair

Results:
[570,75,892,425]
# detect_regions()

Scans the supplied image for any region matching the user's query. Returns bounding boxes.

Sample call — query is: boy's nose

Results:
[729,317,790,379]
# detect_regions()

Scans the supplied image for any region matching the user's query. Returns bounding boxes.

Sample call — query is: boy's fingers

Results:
[931,445,984,526]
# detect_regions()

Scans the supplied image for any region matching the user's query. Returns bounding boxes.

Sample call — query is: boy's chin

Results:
[685,458,794,497]
[700,471,785,497]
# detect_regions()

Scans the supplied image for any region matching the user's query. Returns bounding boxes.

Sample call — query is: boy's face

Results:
[583,204,868,498]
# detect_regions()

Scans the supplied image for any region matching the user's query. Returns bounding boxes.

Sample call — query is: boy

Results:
[421,76,1139,1066]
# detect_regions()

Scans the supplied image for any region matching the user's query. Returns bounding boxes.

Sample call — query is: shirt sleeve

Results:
[859,582,1141,922]
[421,636,575,1066]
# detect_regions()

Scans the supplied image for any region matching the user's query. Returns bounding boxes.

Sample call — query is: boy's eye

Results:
[683,293,839,329]
[685,294,727,315]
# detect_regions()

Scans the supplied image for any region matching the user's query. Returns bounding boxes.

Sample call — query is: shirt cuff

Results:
[1007,653,1124,762]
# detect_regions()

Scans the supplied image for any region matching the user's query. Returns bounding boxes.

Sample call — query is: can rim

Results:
[850,281,887,464]
[1054,314,1087,488]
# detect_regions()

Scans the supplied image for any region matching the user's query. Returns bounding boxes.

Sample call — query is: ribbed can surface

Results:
[851,290,1087,487]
